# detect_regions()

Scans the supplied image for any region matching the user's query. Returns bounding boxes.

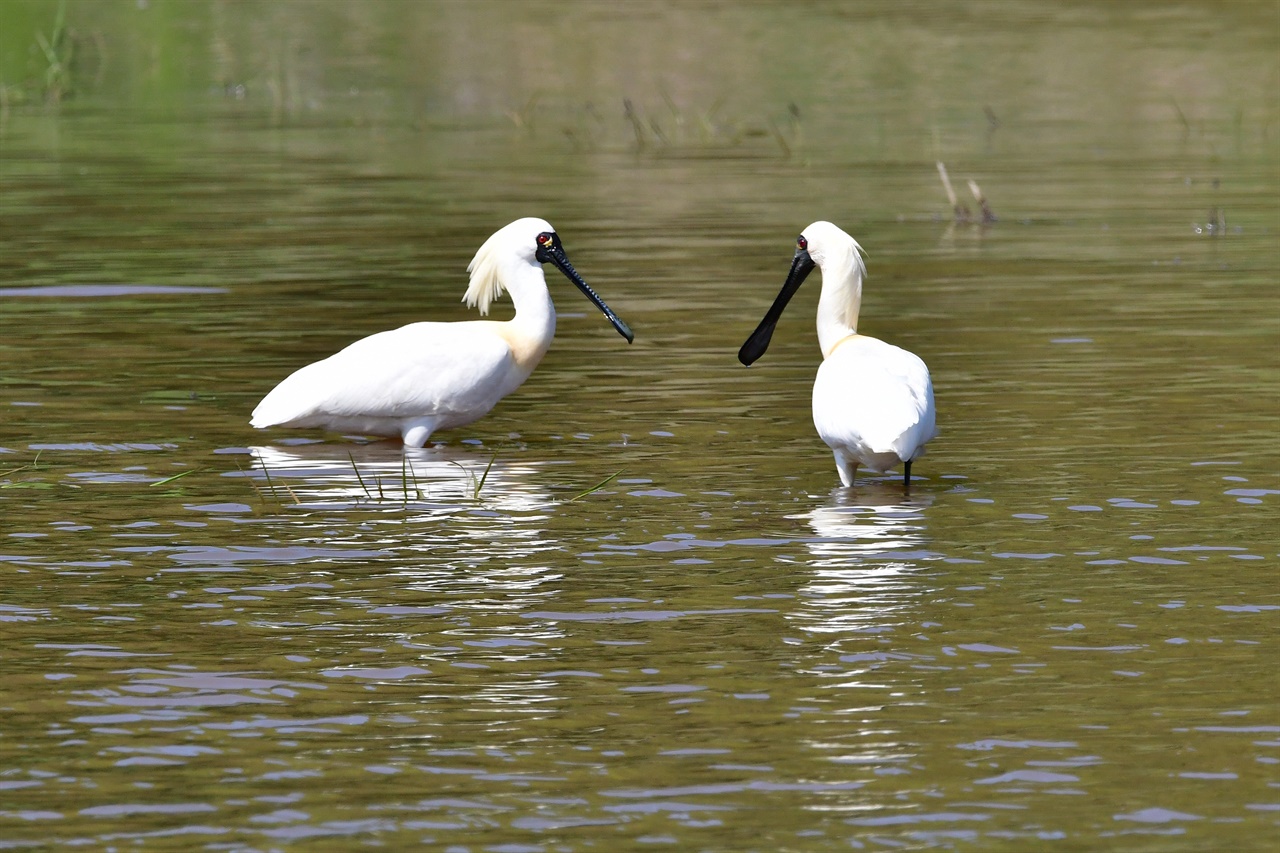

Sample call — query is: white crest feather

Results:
[463,228,509,316]
[462,217,553,315]
[836,237,868,330]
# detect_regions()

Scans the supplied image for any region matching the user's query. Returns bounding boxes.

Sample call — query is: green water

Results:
[1,1,1277,850]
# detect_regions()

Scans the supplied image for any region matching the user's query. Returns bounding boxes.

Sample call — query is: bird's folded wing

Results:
[252,322,514,426]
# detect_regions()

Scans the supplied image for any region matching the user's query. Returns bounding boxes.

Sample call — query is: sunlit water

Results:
[1,2,1276,850]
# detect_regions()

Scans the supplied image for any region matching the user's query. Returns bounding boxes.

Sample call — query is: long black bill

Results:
[738,247,816,365]
[538,234,634,343]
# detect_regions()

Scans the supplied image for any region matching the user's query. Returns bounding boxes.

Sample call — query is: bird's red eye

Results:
[537,233,552,246]
[797,235,808,250]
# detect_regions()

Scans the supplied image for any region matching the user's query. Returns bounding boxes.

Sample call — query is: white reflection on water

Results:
[246,444,569,645]
[249,444,555,515]
[787,492,942,774]
[802,491,935,564]
[789,490,937,642]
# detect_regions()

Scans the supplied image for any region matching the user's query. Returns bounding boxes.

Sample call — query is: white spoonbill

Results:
[739,221,936,487]
[251,217,633,447]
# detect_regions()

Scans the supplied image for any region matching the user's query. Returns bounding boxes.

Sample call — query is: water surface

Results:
[1,1,1277,849]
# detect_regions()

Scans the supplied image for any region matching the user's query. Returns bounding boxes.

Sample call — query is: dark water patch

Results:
[66,471,154,484]
[186,502,253,513]
[369,605,451,616]
[0,285,227,297]
[521,608,776,624]
[78,802,218,817]
[1114,807,1203,823]
[162,545,392,565]
[28,443,178,453]
[321,666,431,680]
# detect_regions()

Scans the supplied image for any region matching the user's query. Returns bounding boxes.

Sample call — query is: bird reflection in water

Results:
[246,442,564,585]
[248,443,555,514]
[787,490,939,776]
[789,488,937,642]
[245,446,596,722]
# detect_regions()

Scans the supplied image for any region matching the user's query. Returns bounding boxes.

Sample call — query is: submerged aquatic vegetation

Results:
[564,470,622,503]
[245,444,623,511]
[449,447,501,502]
[347,451,375,500]
[148,469,199,488]
[558,95,799,157]
[0,452,49,490]
[2,2,78,105]
[34,2,73,102]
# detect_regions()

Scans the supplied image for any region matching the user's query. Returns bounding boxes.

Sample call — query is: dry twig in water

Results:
[936,161,970,222]
[967,179,998,223]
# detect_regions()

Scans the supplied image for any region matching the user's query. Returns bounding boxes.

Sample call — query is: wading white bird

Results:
[251,217,633,447]
[739,221,936,487]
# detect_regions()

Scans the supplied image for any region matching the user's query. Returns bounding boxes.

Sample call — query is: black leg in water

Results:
[903,460,913,487]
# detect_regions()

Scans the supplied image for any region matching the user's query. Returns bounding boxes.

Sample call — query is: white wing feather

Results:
[252,322,515,428]
[812,337,936,471]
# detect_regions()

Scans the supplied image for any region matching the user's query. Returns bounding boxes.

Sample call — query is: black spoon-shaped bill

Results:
[738,247,816,365]
[538,233,634,343]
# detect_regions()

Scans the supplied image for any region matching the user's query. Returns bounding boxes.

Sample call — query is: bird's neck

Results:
[816,261,862,358]
[503,260,557,368]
